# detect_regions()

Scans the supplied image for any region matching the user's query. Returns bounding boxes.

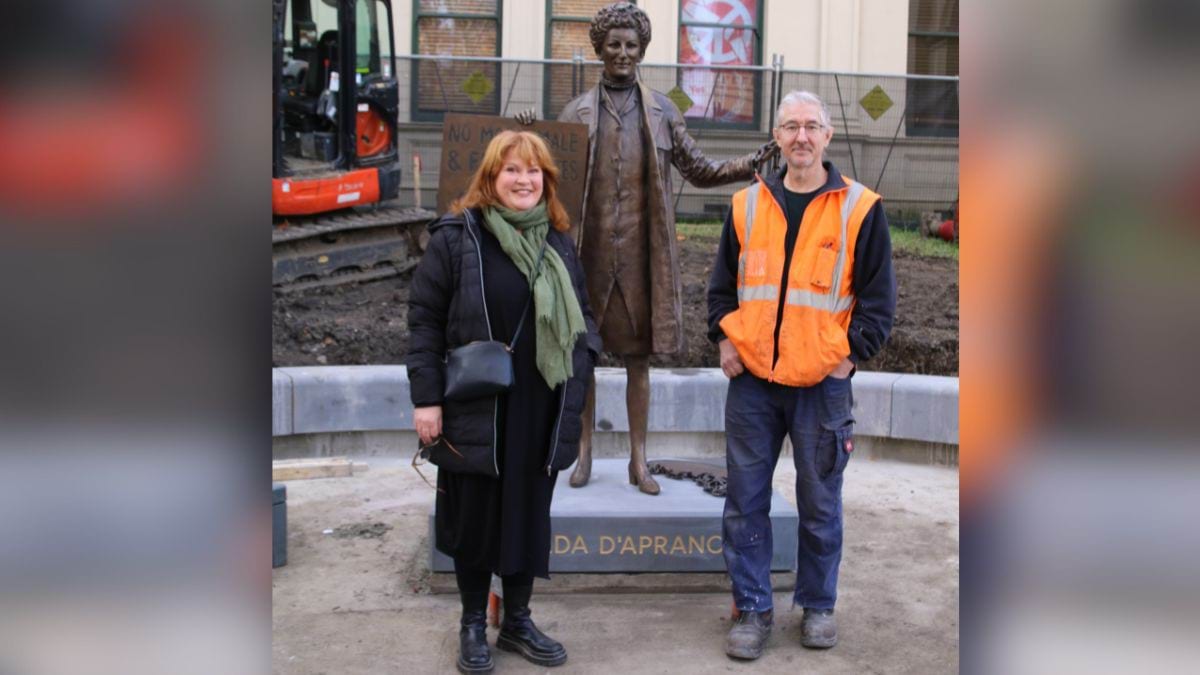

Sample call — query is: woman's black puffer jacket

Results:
[406,207,602,476]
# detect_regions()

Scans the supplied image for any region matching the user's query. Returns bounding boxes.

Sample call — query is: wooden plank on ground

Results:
[273,457,369,481]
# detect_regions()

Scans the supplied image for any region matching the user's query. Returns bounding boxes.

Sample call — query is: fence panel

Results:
[771,69,959,220]
[391,56,957,222]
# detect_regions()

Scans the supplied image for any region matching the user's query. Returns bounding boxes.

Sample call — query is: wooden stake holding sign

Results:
[412,152,422,209]
[437,114,589,235]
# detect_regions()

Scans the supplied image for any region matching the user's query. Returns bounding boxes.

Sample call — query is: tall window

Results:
[413,0,501,121]
[906,0,958,137]
[677,0,762,128]
[544,0,624,118]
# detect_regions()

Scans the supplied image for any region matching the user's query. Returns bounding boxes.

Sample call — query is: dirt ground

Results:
[272,456,958,674]
[273,237,958,375]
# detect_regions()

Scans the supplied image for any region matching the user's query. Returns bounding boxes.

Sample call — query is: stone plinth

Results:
[429,458,798,573]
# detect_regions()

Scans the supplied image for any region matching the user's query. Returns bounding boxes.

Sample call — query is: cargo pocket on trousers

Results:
[818,417,855,480]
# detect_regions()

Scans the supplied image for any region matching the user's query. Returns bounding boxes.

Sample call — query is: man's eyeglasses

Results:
[776,122,825,138]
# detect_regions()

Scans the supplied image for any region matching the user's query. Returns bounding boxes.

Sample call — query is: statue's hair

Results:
[589,2,652,56]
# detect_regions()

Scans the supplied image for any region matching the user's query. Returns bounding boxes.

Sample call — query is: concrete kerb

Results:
[848,371,901,438]
[272,366,958,462]
[890,373,959,444]
[287,365,412,434]
[272,369,293,436]
[593,368,728,432]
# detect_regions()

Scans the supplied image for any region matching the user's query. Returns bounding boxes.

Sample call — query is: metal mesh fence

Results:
[391,55,957,225]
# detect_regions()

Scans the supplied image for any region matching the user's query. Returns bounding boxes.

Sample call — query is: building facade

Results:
[394,1,918,74]
[359,0,958,215]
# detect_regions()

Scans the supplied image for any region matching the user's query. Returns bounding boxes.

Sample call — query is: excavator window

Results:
[348,0,393,78]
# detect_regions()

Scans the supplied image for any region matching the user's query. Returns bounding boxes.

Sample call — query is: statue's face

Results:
[599,27,642,83]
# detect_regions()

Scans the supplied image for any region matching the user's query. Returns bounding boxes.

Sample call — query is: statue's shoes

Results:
[569,462,591,488]
[628,465,661,495]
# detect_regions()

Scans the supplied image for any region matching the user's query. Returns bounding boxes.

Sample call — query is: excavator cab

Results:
[271,0,434,291]
[272,0,401,215]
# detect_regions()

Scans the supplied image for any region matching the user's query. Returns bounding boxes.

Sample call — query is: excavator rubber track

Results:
[273,202,438,292]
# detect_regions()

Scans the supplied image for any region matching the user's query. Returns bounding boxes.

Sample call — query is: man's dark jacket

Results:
[406,207,603,476]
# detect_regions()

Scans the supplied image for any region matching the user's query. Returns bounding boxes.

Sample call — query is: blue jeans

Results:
[722,372,855,612]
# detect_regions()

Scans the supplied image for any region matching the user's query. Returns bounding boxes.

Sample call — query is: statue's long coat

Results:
[559,81,755,355]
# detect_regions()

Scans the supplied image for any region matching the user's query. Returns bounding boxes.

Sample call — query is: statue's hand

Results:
[751,139,779,172]
[514,108,537,126]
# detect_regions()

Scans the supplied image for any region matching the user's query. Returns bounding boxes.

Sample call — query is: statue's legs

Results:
[625,355,660,495]
[569,376,596,488]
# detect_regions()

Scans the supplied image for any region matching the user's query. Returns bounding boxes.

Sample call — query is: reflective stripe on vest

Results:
[736,182,761,296]
[738,284,779,302]
[736,179,867,312]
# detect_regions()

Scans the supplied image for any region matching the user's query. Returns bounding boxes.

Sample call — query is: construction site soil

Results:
[273,238,958,376]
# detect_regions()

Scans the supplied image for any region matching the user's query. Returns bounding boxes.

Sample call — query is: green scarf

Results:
[481,204,586,389]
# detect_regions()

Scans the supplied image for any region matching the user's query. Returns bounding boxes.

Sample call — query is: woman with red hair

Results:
[407,130,601,672]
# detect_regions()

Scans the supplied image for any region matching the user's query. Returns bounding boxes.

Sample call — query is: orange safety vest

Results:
[719,175,880,386]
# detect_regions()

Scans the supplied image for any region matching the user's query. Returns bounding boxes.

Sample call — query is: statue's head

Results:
[590,2,651,83]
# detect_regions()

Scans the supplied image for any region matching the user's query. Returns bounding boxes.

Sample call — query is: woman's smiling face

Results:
[493,150,543,211]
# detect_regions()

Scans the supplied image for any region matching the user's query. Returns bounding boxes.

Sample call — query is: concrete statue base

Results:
[429,458,798,573]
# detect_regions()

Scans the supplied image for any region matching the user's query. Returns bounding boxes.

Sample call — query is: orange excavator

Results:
[272,0,435,290]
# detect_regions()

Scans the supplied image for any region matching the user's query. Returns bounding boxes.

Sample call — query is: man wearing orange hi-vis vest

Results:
[708,90,896,660]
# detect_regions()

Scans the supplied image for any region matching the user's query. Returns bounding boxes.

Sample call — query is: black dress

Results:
[434,227,560,578]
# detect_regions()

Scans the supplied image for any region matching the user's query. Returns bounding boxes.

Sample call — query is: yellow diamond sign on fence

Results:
[461,71,494,104]
[859,85,894,121]
[666,86,695,115]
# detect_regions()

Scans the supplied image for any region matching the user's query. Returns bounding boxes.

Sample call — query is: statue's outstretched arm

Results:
[670,115,774,186]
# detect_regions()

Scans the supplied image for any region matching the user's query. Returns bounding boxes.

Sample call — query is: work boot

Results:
[800,608,838,649]
[496,585,567,667]
[457,592,493,673]
[725,609,773,660]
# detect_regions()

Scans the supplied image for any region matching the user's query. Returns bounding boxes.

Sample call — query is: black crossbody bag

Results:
[442,238,548,402]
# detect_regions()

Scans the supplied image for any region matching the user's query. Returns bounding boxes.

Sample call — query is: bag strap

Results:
[508,241,548,350]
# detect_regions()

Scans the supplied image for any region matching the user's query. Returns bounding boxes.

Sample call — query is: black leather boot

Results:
[457,591,493,673]
[496,585,567,667]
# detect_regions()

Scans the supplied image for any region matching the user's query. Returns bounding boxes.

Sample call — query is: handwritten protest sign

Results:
[437,114,589,232]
